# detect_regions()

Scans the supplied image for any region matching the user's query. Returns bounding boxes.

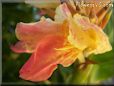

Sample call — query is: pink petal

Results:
[11,41,33,53]
[12,18,65,53]
[55,3,72,22]
[19,35,65,81]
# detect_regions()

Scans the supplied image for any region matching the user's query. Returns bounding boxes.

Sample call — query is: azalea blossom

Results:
[11,0,112,82]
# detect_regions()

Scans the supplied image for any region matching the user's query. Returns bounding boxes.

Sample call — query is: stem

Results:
[70,64,95,84]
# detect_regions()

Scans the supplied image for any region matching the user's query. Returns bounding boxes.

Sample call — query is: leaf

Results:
[88,48,114,83]
[89,60,114,84]
[69,47,114,84]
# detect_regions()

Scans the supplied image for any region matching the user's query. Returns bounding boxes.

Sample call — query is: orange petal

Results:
[11,18,65,53]
[59,48,81,67]
[19,35,65,81]
[99,10,112,29]
[54,43,84,66]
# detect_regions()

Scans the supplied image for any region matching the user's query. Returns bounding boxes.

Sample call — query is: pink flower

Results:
[11,1,112,82]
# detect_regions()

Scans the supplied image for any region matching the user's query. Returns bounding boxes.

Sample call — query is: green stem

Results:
[70,64,95,84]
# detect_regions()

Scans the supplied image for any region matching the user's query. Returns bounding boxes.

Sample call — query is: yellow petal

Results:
[60,49,79,67]
[67,14,112,57]
[68,14,97,51]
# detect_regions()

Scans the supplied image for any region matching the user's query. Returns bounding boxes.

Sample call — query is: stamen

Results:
[55,45,74,51]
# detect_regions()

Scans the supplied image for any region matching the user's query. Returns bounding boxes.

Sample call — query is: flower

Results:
[11,0,112,82]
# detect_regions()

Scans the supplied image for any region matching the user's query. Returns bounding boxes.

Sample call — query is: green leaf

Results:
[88,49,114,83]
[89,60,114,83]
[70,48,114,84]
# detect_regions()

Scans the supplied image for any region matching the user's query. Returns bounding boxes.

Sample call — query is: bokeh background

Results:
[2,3,114,85]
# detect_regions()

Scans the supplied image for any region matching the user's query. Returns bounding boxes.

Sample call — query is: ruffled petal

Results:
[67,14,112,57]
[88,24,112,55]
[19,35,66,81]
[11,18,65,53]
[68,14,95,50]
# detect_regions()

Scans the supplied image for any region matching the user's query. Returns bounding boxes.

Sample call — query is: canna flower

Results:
[11,0,112,82]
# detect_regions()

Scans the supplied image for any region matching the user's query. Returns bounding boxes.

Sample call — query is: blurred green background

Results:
[2,3,114,85]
